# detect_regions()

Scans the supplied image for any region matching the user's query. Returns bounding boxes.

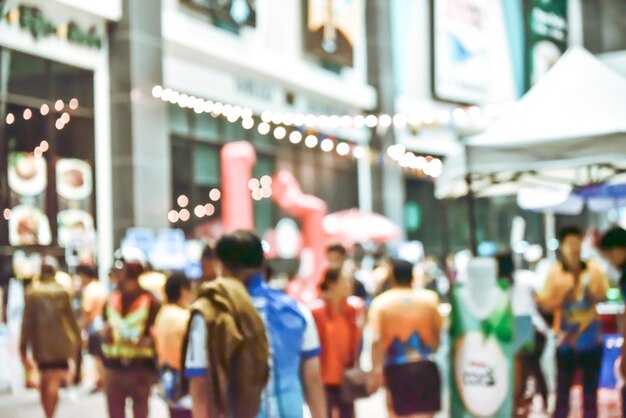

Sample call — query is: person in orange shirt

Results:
[153,274,193,418]
[311,268,365,418]
[367,259,442,418]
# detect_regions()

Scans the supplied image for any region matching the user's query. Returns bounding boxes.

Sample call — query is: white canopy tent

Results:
[436,47,626,200]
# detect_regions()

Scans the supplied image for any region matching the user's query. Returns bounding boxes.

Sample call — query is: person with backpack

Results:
[20,259,82,418]
[184,230,326,418]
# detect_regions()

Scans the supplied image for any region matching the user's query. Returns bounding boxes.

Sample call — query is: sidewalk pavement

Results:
[0,387,389,418]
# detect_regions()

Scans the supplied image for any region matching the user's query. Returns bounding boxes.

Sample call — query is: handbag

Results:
[339,366,370,403]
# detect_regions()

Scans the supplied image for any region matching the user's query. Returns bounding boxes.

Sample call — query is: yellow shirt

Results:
[537,261,608,312]
[153,304,191,370]
[537,261,609,349]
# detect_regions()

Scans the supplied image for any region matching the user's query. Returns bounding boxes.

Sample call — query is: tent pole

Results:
[466,175,478,256]
[465,139,478,256]
[545,211,556,262]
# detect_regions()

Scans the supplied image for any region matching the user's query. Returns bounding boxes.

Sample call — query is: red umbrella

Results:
[323,208,402,245]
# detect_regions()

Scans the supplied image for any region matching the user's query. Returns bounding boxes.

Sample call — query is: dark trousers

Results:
[519,332,549,406]
[104,368,156,418]
[168,408,192,418]
[555,346,603,418]
[325,385,355,418]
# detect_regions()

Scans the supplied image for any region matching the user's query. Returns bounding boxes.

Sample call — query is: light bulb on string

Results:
[242,118,254,130]
[227,112,239,122]
[407,113,421,127]
[258,122,271,135]
[204,203,216,216]
[273,127,286,140]
[289,131,302,144]
[6,113,15,125]
[248,178,260,190]
[194,205,206,218]
[365,115,378,128]
[34,147,43,157]
[161,89,173,102]
[353,146,366,159]
[378,114,392,128]
[393,114,407,128]
[69,98,79,110]
[353,115,365,128]
[320,138,334,152]
[305,114,316,127]
[260,175,272,187]
[261,187,272,199]
[3,208,12,221]
[261,111,273,123]
[209,189,221,201]
[55,100,64,111]
[40,140,49,152]
[422,111,435,125]
[212,102,224,116]
[61,113,70,124]
[316,115,329,128]
[179,209,190,222]
[252,189,262,201]
[40,104,49,115]
[168,210,179,223]
[55,119,65,130]
[271,113,284,125]
[23,109,32,120]
[336,142,350,156]
[152,86,163,98]
[340,115,353,129]
[283,113,294,126]
[305,135,318,148]
[242,108,253,120]
[203,101,214,113]
[329,115,341,128]
[177,195,189,208]
[452,108,467,124]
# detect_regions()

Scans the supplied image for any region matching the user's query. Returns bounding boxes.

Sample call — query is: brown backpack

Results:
[183,278,269,418]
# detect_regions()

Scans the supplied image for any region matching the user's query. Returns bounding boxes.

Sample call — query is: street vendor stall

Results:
[435,46,626,416]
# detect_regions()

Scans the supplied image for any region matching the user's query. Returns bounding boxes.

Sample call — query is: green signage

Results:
[524,0,568,91]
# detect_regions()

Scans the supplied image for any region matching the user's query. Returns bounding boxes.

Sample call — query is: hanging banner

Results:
[431,0,490,104]
[305,0,362,68]
[523,0,568,91]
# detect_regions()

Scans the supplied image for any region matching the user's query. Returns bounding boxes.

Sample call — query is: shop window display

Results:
[0,48,96,297]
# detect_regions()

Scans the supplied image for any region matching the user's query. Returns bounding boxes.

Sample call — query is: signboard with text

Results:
[431,0,490,104]
[523,0,567,91]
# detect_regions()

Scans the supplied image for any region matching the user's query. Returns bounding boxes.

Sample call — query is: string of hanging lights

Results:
[150,85,502,179]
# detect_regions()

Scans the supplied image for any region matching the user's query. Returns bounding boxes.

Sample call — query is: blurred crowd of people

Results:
[15,224,626,418]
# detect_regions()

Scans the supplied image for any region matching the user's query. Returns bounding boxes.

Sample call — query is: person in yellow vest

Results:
[102,248,161,418]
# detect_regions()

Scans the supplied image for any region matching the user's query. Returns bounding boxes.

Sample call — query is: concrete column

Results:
[109,0,170,247]
[366,0,405,230]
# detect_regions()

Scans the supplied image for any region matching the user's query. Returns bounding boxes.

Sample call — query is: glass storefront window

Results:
[194,112,219,140]
[0,47,96,281]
